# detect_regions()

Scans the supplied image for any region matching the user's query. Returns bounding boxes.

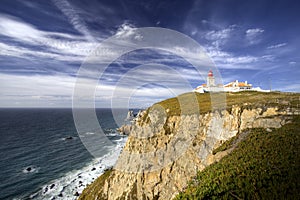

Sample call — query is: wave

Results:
[26,137,127,200]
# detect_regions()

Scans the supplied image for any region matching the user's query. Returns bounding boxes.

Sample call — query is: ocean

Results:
[0,108,129,200]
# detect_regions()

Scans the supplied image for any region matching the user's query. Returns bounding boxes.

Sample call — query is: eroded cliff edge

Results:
[79,92,299,200]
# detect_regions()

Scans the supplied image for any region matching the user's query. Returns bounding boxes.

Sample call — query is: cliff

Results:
[79,91,299,200]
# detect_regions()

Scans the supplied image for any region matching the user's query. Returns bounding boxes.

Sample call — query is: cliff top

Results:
[138,91,299,120]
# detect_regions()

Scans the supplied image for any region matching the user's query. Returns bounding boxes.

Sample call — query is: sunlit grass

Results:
[154,91,299,118]
[175,115,300,199]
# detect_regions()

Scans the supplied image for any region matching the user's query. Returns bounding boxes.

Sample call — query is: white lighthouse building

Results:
[207,70,215,87]
[194,70,222,93]
[194,70,269,93]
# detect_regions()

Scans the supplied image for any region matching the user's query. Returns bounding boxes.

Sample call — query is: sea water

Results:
[0,108,129,200]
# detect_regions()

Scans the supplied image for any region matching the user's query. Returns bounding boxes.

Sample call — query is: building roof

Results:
[224,81,252,88]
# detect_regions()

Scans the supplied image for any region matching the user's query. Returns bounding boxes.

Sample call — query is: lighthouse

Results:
[194,70,270,93]
[207,70,215,87]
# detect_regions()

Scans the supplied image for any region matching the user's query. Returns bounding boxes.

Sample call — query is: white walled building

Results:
[194,70,270,93]
[223,80,252,92]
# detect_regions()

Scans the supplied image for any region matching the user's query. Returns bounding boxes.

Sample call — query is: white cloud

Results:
[3,14,290,107]
[0,42,82,62]
[225,56,258,64]
[0,14,100,63]
[115,22,143,41]
[246,28,264,36]
[0,73,75,107]
[261,55,275,61]
[245,28,264,45]
[206,27,232,40]
[52,0,95,42]
[207,47,255,65]
[0,63,200,107]
[205,45,276,70]
[205,25,236,47]
[0,16,151,67]
[267,43,287,49]
[0,14,44,44]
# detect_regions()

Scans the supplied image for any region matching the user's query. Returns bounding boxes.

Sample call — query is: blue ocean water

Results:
[0,108,129,200]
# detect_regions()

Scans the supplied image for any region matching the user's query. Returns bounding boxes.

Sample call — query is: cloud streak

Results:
[52,0,96,42]
[204,25,236,48]
[0,14,99,64]
[267,43,287,49]
[245,28,264,45]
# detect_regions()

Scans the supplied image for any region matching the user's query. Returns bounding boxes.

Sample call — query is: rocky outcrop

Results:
[79,103,297,200]
[117,124,132,135]
[117,110,145,135]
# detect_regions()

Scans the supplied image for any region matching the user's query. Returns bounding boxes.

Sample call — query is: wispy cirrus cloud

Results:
[267,43,287,49]
[0,18,212,107]
[206,47,263,69]
[204,25,237,48]
[52,0,96,42]
[0,73,75,107]
[0,14,44,45]
[246,28,264,37]
[245,28,264,45]
[0,14,98,63]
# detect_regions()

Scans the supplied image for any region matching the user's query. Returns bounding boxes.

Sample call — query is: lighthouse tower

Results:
[207,70,215,87]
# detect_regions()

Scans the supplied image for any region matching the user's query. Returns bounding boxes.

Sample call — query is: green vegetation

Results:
[152,91,299,118]
[78,168,113,200]
[175,115,300,200]
[156,92,211,116]
[212,133,239,155]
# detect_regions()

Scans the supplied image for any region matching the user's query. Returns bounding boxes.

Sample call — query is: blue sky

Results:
[0,0,299,107]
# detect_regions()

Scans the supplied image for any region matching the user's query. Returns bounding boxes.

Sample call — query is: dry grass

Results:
[153,91,300,118]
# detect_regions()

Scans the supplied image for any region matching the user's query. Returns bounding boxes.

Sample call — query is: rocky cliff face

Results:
[79,94,299,200]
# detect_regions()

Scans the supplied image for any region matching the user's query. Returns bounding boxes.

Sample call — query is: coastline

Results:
[78,92,300,200]
[25,134,127,200]
[26,109,140,200]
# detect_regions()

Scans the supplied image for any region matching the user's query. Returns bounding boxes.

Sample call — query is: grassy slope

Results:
[155,91,299,117]
[78,169,113,200]
[175,115,300,200]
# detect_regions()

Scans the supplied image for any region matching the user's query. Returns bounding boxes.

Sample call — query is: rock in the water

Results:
[50,184,55,189]
[117,124,132,135]
[65,136,73,140]
[126,110,134,120]
[44,187,48,194]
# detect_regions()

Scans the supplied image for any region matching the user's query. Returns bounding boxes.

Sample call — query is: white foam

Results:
[22,166,40,174]
[28,137,127,200]
[106,133,121,137]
